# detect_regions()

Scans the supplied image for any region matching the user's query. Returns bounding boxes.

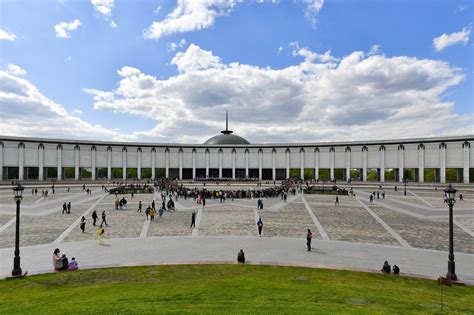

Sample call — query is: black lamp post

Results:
[12,182,24,277]
[444,184,457,281]
[403,178,408,196]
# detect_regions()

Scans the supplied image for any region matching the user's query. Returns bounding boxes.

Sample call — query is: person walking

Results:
[62,202,67,214]
[98,225,105,245]
[335,196,339,206]
[257,218,263,236]
[137,201,142,212]
[202,197,206,207]
[80,216,86,233]
[306,229,313,251]
[67,202,71,214]
[150,208,155,221]
[145,206,150,220]
[190,210,196,228]
[92,210,98,226]
[101,211,108,226]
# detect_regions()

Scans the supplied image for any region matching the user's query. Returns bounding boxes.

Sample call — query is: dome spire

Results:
[221,109,233,134]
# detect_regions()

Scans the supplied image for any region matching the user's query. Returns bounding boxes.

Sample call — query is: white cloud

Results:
[144,0,238,39]
[433,26,471,52]
[82,43,471,143]
[168,38,187,52]
[303,0,324,28]
[54,19,81,38]
[292,47,339,63]
[0,69,124,141]
[455,5,467,13]
[0,29,17,41]
[91,0,117,28]
[91,0,114,16]
[153,5,161,15]
[73,109,83,115]
[368,44,381,56]
[277,46,283,53]
[5,64,27,76]
[171,43,222,72]
[65,56,72,63]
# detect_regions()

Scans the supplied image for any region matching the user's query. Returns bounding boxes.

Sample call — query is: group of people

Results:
[381,261,400,275]
[369,189,385,202]
[52,248,78,271]
[61,202,72,214]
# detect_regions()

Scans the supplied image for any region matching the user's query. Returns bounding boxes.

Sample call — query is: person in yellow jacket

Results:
[98,225,105,245]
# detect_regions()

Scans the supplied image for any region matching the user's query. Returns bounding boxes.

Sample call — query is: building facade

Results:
[0,135,472,183]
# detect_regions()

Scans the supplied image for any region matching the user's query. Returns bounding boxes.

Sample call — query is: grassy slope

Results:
[0,265,473,314]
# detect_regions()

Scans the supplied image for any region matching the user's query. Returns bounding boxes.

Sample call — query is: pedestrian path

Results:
[1,236,473,282]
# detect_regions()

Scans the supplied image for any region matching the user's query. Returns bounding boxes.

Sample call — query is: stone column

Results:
[439,143,446,183]
[137,148,142,180]
[285,149,290,179]
[18,143,25,181]
[418,144,424,183]
[258,149,263,180]
[398,144,404,182]
[0,142,3,181]
[91,146,96,181]
[57,144,63,181]
[192,149,196,180]
[122,147,127,180]
[329,147,335,181]
[463,141,470,184]
[272,149,276,181]
[179,149,183,180]
[300,148,305,180]
[362,146,368,182]
[379,146,385,182]
[218,149,223,179]
[165,149,170,178]
[107,146,112,180]
[245,149,249,178]
[151,148,156,180]
[205,149,210,178]
[314,148,319,180]
[38,144,44,181]
[74,145,80,181]
[345,147,351,181]
[231,149,236,180]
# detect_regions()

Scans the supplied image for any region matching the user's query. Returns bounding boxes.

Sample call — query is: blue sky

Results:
[0,0,472,143]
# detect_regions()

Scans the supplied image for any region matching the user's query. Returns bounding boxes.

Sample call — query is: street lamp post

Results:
[403,178,408,196]
[12,182,24,277]
[444,184,457,281]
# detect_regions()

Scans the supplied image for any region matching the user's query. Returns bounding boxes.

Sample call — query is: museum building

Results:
[0,118,472,183]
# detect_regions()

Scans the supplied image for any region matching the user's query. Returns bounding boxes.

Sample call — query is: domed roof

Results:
[203,110,250,145]
[204,133,250,145]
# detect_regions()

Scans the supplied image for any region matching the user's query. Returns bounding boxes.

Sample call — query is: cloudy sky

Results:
[0,0,472,144]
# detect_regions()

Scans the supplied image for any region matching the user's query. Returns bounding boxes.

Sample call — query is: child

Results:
[98,225,105,245]
[68,257,78,270]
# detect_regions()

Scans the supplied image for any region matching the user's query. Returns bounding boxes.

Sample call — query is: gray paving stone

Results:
[258,203,317,238]
[310,203,399,246]
[370,206,474,254]
[199,205,255,236]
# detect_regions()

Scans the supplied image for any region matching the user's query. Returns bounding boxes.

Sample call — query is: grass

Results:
[0,264,473,314]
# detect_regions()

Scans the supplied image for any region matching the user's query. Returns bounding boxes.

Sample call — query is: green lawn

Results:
[0,265,473,314]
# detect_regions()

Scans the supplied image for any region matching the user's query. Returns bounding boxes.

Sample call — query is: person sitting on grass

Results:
[381,261,391,274]
[53,248,63,271]
[68,257,78,270]
[237,249,245,263]
[393,265,400,275]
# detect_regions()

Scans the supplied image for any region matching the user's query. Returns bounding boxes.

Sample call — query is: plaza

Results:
[0,181,473,282]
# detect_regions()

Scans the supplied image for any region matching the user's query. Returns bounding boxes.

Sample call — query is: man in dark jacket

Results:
[237,249,245,263]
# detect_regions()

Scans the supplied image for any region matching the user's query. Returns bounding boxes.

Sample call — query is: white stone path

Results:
[1,236,473,283]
